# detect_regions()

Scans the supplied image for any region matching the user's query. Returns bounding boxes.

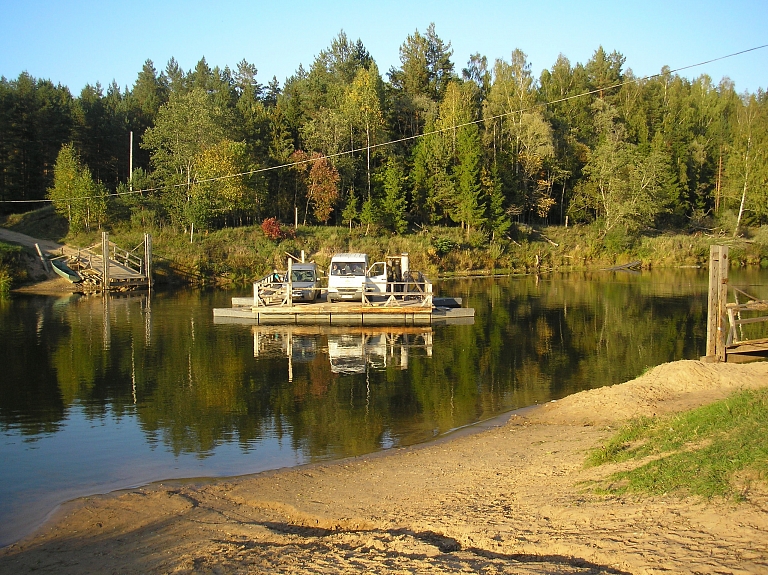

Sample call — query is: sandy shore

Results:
[1,359,767,575]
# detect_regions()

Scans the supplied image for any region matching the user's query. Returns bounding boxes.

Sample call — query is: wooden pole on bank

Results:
[102,231,110,292]
[705,245,729,361]
[144,233,152,289]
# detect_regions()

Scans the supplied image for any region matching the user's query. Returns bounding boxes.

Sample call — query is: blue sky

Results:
[1,0,766,95]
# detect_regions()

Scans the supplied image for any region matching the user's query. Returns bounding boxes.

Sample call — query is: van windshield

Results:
[291,270,316,282]
[330,262,365,276]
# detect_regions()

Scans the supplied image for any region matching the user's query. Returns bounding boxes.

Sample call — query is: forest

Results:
[1,25,767,242]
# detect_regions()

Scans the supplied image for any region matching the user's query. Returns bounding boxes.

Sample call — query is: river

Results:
[1,268,766,545]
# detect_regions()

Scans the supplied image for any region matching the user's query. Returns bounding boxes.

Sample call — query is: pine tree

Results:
[342,188,359,230]
[379,158,407,233]
[453,123,486,232]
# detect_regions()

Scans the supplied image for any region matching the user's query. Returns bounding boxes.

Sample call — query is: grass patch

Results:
[0,205,69,241]
[586,387,768,499]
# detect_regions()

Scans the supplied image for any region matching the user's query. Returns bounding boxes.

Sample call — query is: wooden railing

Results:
[726,287,768,345]
[106,240,145,275]
[361,274,433,308]
[254,272,290,306]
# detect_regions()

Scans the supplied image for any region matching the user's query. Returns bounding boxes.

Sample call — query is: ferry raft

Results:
[213,253,474,327]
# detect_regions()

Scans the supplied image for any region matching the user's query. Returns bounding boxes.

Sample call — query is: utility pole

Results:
[129,131,134,191]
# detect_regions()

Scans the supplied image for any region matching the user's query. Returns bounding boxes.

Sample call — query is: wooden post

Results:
[102,231,110,292]
[284,258,293,306]
[705,245,729,361]
[144,233,153,289]
[35,243,50,273]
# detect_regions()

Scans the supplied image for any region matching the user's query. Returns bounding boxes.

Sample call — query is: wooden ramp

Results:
[725,295,768,362]
[726,338,768,363]
[66,232,152,292]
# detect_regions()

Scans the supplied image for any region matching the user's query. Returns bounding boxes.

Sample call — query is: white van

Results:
[326,253,410,302]
[327,253,369,302]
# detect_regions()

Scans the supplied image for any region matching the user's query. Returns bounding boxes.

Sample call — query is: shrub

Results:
[432,237,458,256]
[603,227,635,254]
[261,217,295,242]
[0,269,10,295]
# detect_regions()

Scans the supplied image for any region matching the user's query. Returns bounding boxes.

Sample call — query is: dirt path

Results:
[0,227,78,292]
[1,359,767,574]
[0,228,65,254]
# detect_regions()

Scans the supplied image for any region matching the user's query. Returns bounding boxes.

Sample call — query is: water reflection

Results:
[252,325,433,378]
[1,269,766,546]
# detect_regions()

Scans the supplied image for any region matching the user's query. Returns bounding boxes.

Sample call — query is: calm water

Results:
[1,269,766,545]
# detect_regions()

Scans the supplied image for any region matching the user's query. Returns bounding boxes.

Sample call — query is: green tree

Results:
[391,23,455,102]
[346,63,386,199]
[484,50,557,220]
[341,187,359,229]
[378,157,407,233]
[48,143,107,232]
[126,60,168,173]
[141,87,231,229]
[453,120,485,232]
[462,53,491,101]
[191,139,256,230]
[484,166,511,239]
[266,104,296,220]
[571,101,669,234]
[71,82,128,188]
[585,46,625,101]
[724,94,768,233]
[0,73,73,204]
[387,23,454,142]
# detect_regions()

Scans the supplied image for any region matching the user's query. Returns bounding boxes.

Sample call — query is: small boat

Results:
[50,258,83,283]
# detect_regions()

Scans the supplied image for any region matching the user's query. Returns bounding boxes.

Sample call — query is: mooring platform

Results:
[213,299,474,326]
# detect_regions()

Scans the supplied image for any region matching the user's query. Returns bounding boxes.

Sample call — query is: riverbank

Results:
[1,359,766,575]
[4,207,768,290]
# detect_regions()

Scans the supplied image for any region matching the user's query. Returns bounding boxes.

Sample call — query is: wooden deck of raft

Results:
[213,299,474,326]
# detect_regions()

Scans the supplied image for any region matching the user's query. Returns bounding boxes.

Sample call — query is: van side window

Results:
[369,262,385,277]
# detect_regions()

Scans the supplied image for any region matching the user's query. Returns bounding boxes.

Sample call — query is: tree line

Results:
[1,25,766,239]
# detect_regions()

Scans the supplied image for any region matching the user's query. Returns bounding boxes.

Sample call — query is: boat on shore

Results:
[50,258,82,283]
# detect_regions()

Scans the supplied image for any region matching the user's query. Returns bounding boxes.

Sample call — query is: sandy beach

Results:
[0,359,766,574]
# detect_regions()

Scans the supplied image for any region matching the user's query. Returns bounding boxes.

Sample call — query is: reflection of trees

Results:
[1,271,727,462]
[452,270,710,413]
[0,298,66,434]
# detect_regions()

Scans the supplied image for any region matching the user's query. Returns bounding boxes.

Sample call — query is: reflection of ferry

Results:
[251,325,432,379]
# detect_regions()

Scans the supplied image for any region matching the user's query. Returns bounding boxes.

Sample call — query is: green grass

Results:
[586,387,768,499]
[0,205,69,241]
